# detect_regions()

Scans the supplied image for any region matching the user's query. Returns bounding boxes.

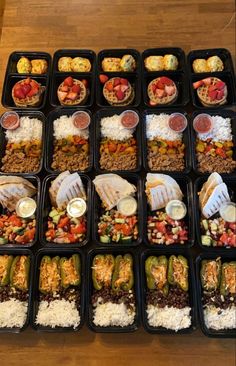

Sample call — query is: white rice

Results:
[198,116,233,142]
[0,299,28,328]
[36,299,80,329]
[5,117,42,143]
[93,298,135,327]
[147,305,191,331]
[100,115,134,141]
[53,116,89,140]
[204,305,236,330]
[146,113,182,141]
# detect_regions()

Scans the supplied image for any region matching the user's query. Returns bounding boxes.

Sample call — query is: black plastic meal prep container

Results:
[97,48,141,74]
[2,51,51,110]
[0,248,34,333]
[189,71,236,109]
[39,173,91,248]
[86,247,141,333]
[30,248,85,332]
[187,48,235,76]
[94,108,142,173]
[0,110,46,176]
[140,248,197,334]
[44,108,93,174]
[141,109,192,174]
[92,172,143,247]
[195,252,235,338]
[190,109,236,175]
[142,71,189,108]
[194,175,236,252]
[143,174,195,249]
[50,49,96,108]
[142,47,186,73]
[0,174,40,248]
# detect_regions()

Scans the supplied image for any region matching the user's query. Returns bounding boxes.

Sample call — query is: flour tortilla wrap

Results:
[199,172,223,209]
[202,183,230,218]
[49,171,70,207]
[0,182,36,211]
[56,173,86,209]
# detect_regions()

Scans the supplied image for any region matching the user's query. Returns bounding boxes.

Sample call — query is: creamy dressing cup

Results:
[219,202,236,223]
[165,200,187,220]
[15,197,37,218]
[117,196,137,216]
[67,198,87,218]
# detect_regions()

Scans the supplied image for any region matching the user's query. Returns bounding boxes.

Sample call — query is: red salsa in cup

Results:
[1,111,20,130]
[72,111,91,130]
[193,114,213,134]
[168,113,187,132]
[120,110,139,129]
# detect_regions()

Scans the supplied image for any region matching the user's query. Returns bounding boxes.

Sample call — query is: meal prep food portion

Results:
[200,258,236,331]
[58,56,92,72]
[144,54,178,71]
[16,57,48,74]
[1,115,43,173]
[57,76,89,106]
[0,254,30,328]
[145,174,188,245]
[100,77,135,106]
[148,77,178,106]
[193,77,227,107]
[99,112,138,171]
[146,113,186,171]
[12,77,45,107]
[45,172,87,244]
[51,114,90,172]
[194,114,236,174]
[0,176,37,245]
[198,173,236,248]
[192,55,224,73]
[91,253,136,327]
[93,174,138,244]
[101,54,136,72]
[145,255,191,331]
[35,254,81,329]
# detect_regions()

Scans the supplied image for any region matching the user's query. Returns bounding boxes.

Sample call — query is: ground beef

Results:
[146,286,189,309]
[52,150,89,171]
[1,151,40,173]
[0,285,29,302]
[148,151,185,171]
[100,151,137,170]
[92,288,135,310]
[39,287,81,309]
[202,289,236,310]
[197,153,236,174]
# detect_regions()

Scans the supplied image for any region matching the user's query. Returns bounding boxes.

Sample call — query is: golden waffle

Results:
[148,77,178,105]
[12,80,45,107]
[103,78,133,105]
[109,88,135,106]
[197,77,227,107]
[57,79,88,106]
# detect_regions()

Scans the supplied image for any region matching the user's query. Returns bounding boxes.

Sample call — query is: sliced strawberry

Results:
[151,84,157,92]
[61,85,69,92]
[120,85,129,92]
[99,74,109,84]
[209,84,217,92]
[216,89,225,100]
[159,77,173,86]
[156,81,165,90]
[155,88,165,98]
[215,81,225,90]
[66,92,78,101]
[106,82,113,92]
[64,76,74,87]
[193,80,204,89]
[202,78,212,86]
[114,85,121,91]
[149,100,158,106]
[116,89,125,100]
[27,87,39,97]
[113,78,121,87]
[81,79,88,88]
[30,80,39,88]
[14,88,26,99]
[165,85,175,96]
[120,78,128,86]
[72,84,81,94]
[24,78,31,85]
[209,90,217,101]
[21,84,31,96]
[14,83,22,90]
[58,91,68,101]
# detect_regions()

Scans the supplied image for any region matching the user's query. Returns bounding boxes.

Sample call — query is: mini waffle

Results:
[148,77,178,105]
[12,80,45,107]
[197,77,227,107]
[57,79,88,106]
[103,78,134,106]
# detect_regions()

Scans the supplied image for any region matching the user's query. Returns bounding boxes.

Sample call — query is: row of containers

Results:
[0,246,234,338]
[1,48,236,110]
[0,172,235,251]
[0,108,235,176]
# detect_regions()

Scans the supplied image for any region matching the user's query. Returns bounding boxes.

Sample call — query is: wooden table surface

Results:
[0,1,235,365]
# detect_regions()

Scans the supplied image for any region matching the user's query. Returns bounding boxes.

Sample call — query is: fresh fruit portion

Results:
[193,77,227,106]
[12,77,40,99]
[148,76,177,105]
[57,77,89,105]
[102,77,134,106]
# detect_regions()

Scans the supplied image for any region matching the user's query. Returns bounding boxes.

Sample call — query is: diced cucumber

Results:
[100,235,111,243]
[148,223,155,228]
[115,218,125,224]
[210,222,218,231]
[0,237,7,245]
[172,227,179,234]
[121,236,132,244]
[201,235,212,246]
[49,209,59,218]
[115,233,121,242]
[53,215,61,224]
[202,219,209,231]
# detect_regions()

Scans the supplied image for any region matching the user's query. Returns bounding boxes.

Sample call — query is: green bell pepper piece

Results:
[145,255,169,295]
[168,255,189,292]
[60,254,81,289]
[200,259,221,292]
[10,255,30,291]
[220,261,236,296]
[112,254,134,292]
[39,256,60,294]
[92,254,115,290]
[0,255,13,286]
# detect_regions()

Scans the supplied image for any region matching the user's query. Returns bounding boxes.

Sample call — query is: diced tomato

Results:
[47,229,56,239]
[9,215,22,227]
[66,233,76,243]
[70,223,86,235]
[215,147,226,158]
[0,221,4,228]
[205,145,212,152]
[58,217,70,228]
[219,233,229,245]
[121,224,132,236]
[155,221,167,233]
